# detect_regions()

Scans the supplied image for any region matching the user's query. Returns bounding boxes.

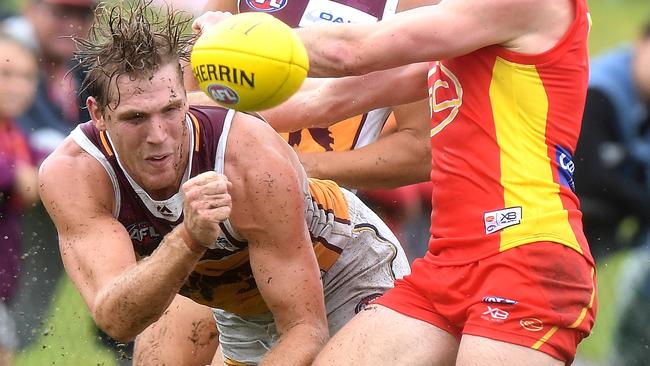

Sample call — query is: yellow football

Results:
[191,12,309,111]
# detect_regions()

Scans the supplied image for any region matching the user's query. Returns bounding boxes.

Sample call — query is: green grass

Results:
[14,277,118,366]
[588,0,650,55]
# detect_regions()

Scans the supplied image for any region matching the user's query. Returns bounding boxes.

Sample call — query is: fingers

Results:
[192,11,233,35]
[192,194,232,213]
[199,205,232,224]
[184,171,229,191]
[183,175,232,215]
[181,171,233,248]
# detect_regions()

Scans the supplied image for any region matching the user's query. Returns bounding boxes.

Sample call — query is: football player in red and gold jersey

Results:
[196,0,598,365]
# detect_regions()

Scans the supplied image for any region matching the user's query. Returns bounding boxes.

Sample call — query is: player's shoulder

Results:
[41,136,91,173]
[226,111,299,176]
[228,111,284,157]
[39,136,111,199]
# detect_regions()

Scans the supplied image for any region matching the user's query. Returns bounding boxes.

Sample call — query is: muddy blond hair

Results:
[72,0,194,110]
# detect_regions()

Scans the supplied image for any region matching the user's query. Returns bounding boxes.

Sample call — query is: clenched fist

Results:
[182,171,232,248]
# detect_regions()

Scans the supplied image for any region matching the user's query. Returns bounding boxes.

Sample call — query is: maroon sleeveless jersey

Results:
[238,0,397,28]
[71,106,273,314]
[71,105,353,315]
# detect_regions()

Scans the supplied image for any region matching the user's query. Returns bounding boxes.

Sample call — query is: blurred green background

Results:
[2,0,649,365]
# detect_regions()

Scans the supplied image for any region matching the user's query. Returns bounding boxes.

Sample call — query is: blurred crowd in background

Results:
[0,0,648,365]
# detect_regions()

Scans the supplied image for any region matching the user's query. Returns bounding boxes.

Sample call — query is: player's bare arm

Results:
[39,139,231,342]
[223,112,329,364]
[186,62,428,132]
[202,0,239,13]
[296,0,575,76]
[260,62,429,132]
[298,97,431,188]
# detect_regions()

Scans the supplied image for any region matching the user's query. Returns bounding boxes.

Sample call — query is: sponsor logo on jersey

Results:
[127,222,161,245]
[156,205,174,217]
[556,145,576,192]
[482,296,518,305]
[245,0,288,12]
[429,62,463,137]
[207,84,240,105]
[208,236,240,252]
[484,206,522,235]
[482,306,509,321]
[520,318,544,331]
[299,0,378,27]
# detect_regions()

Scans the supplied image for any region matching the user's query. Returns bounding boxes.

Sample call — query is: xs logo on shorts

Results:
[482,306,509,321]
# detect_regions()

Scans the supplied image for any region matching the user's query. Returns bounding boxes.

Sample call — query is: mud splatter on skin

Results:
[260,172,275,191]
[188,318,219,355]
[174,114,188,171]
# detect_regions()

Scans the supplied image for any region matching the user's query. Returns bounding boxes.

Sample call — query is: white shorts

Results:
[213,189,410,364]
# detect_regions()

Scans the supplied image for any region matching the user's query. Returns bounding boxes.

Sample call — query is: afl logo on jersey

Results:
[245,0,288,12]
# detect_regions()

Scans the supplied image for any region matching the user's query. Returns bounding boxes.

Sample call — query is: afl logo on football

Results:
[207,84,239,105]
[246,0,288,12]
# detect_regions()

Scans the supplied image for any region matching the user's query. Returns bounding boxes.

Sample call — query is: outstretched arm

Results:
[191,0,546,77]
[225,112,329,365]
[186,62,428,131]
[202,0,239,13]
[260,63,429,132]
[299,98,432,189]
[296,0,554,76]
[39,143,231,342]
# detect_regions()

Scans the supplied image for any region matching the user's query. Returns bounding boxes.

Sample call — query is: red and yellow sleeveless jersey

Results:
[427,0,594,265]
[239,0,396,153]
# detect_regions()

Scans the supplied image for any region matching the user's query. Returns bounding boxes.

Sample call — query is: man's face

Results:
[26,2,94,64]
[0,41,38,119]
[93,63,190,198]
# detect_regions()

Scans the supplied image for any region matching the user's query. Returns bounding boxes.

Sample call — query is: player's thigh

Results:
[313,304,458,366]
[457,335,563,366]
[134,295,218,366]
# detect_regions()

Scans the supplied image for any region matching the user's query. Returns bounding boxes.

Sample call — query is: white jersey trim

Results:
[214,109,235,174]
[70,126,122,219]
[213,109,246,242]
[383,0,399,19]
[353,107,392,149]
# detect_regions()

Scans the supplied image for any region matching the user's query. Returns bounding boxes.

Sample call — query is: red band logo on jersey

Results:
[245,0,288,12]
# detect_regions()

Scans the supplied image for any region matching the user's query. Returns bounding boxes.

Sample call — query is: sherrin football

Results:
[191,12,309,111]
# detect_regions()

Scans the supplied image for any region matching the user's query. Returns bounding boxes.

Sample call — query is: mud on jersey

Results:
[71,106,353,315]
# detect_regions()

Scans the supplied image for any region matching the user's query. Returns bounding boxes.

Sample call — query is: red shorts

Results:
[375,242,597,364]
